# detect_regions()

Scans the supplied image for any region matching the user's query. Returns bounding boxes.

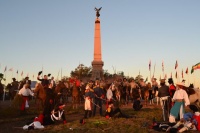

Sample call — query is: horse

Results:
[115,82,122,102]
[6,83,16,100]
[54,81,68,105]
[185,84,200,108]
[138,80,149,106]
[33,83,46,111]
[71,82,79,109]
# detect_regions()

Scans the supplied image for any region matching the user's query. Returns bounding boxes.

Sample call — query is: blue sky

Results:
[0,0,200,87]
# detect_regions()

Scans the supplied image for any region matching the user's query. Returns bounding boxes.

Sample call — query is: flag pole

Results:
[61,68,62,80]
[152,63,156,78]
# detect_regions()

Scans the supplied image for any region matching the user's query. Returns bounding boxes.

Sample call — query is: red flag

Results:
[175,60,178,69]
[185,67,188,74]
[149,60,151,71]
[175,71,177,78]
[182,69,184,78]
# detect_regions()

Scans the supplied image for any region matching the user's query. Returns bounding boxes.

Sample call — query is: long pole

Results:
[152,63,156,78]
[61,68,62,80]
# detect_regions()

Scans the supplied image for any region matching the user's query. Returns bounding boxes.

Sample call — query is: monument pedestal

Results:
[92,60,104,80]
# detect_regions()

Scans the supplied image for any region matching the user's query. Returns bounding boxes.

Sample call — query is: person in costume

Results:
[84,84,94,118]
[105,101,132,119]
[18,83,34,112]
[106,83,113,107]
[37,71,49,89]
[168,78,176,109]
[43,83,55,117]
[93,80,105,116]
[167,105,200,132]
[151,78,159,105]
[169,82,190,123]
[132,83,143,111]
[23,114,44,130]
[43,103,66,125]
[158,79,170,121]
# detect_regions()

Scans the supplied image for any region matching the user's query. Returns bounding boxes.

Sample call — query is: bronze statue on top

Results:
[94,7,102,18]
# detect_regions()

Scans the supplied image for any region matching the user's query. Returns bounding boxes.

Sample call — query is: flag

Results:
[162,61,164,71]
[191,62,200,74]
[175,60,178,69]
[8,68,13,71]
[33,75,34,79]
[185,67,188,74]
[4,66,7,72]
[21,71,23,76]
[159,75,161,80]
[16,70,18,74]
[149,60,151,71]
[175,71,177,78]
[182,69,184,78]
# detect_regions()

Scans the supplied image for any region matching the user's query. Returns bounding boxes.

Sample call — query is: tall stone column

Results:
[91,17,104,80]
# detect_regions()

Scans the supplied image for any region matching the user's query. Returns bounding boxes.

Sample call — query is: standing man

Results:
[93,80,105,116]
[18,83,34,113]
[84,84,94,118]
[158,79,170,121]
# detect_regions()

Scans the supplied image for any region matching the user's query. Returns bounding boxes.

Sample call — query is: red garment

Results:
[193,115,200,131]
[21,96,28,111]
[76,80,80,87]
[34,114,44,124]
[169,84,176,97]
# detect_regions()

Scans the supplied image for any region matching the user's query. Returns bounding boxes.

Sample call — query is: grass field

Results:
[0,100,198,133]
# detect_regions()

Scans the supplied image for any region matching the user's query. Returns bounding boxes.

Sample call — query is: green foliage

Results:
[70,64,92,78]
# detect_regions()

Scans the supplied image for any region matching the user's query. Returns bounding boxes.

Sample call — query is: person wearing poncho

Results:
[169,82,190,123]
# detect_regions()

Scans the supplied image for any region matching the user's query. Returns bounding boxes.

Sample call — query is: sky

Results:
[0,0,200,87]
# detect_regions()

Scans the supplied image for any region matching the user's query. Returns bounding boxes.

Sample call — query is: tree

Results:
[70,64,92,79]
[0,73,6,84]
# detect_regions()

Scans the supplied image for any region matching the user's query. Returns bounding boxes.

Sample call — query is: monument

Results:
[91,7,104,80]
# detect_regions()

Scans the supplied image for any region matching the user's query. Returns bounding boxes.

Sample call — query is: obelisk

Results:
[92,7,104,80]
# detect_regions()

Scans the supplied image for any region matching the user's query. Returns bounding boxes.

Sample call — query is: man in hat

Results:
[151,78,159,105]
[37,73,49,89]
[105,101,132,119]
[43,103,66,125]
[169,82,190,123]
[18,83,34,113]
[93,80,105,116]
[158,79,170,121]
[84,84,94,119]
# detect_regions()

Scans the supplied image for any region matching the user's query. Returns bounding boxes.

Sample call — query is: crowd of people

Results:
[2,72,200,132]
